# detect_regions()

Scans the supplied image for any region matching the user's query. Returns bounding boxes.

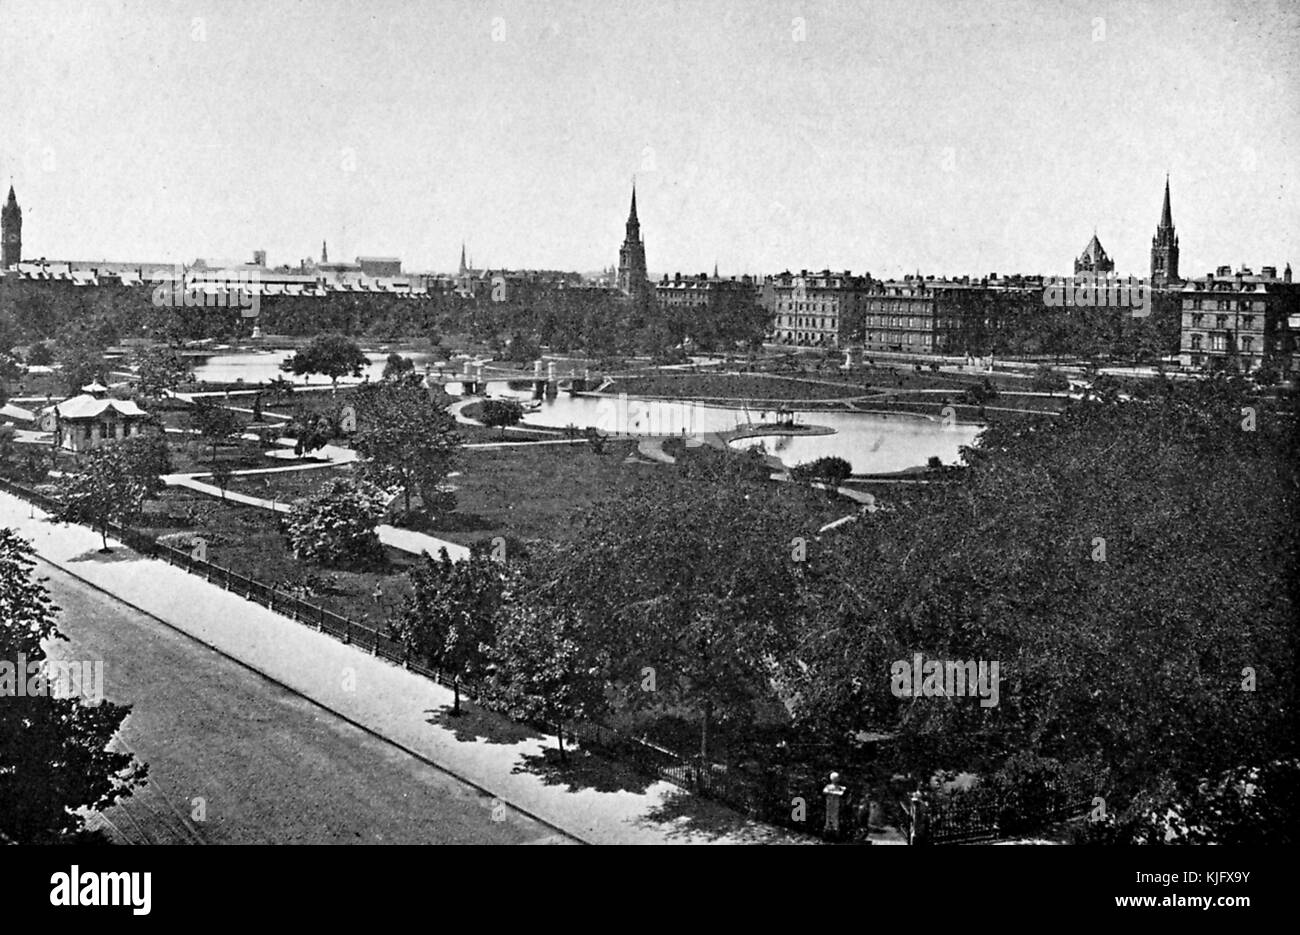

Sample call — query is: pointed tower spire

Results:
[459,243,467,276]
[321,240,329,264]
[1150,174,1179,285]
[628,183,639,224]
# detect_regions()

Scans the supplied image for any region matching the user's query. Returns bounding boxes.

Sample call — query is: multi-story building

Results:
[655,271,759,310]
[856,274,1045,357]
[767,269,871,347]
[1177,263,1298,374]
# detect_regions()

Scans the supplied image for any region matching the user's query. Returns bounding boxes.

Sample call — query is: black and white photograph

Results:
[0,0,1294,911]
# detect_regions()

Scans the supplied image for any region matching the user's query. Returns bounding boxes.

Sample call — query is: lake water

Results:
[469,381,983,474]
[191,349,435,385]
[193,353,982,473]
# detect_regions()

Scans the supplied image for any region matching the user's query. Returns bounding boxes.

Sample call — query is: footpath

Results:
[0,489,807,845]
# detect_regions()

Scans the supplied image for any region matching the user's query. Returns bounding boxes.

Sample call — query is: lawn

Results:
[429,440,657,547]
[429,437,851,549]
[605,373,867,402]
[135,486,417,625]
[211,465,353,501]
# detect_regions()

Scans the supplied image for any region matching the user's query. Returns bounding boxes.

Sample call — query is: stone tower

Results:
[1,185,21,268]
[617,185,648,298]
[1074,231,1114,275]
[1150,175,1180,286]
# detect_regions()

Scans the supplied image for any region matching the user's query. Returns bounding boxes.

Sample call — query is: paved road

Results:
[40,563,572,845]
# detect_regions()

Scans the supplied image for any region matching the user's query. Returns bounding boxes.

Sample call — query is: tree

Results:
[133,345,193,397]
[489,545,609,760]
[479,398,525,437]
[382,353,415,381]
[0,529,147,842]
[26,341,54,366]
[210,461,234,500]
[284,476,387,565]
[56,344,105,394]
[114,433,170,518]
[792,377,1298,838]
[55,444,156,550]
[280,334,368,392]
[789,456,852,495]
[189,400,243,462]
[351,379,460,515]
[392,551,510,715]
[1029,365,1069,394]
[286,408,338,458]
[544,453,814,761]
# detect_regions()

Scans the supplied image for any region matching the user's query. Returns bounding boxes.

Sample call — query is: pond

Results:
[466,381,983,474]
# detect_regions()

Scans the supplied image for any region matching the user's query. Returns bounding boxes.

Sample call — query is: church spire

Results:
[629,184,638,224]
[1150,174,1180,286]
[459,242,467,276]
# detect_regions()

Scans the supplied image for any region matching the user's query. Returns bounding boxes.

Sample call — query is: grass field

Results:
[431,438,850,549]
[204,465,353,501]
[606,373,866,401]
[429,440,652,547]
[135,486,417,623]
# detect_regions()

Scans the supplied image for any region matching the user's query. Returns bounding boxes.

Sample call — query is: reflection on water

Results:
[192,350,432,385]
[192,354,982,474]
[474,380,982,474]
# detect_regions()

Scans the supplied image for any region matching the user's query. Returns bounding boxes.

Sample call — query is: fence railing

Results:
[925,779,1097,844]
[3,474,1083,843]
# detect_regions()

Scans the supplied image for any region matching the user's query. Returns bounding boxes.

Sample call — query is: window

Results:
[1216,315,1228,329]
[1243,316,1255,329]
[1242,336,1254,352]
[1191,334,1202,350]
[1192,314,1204,327]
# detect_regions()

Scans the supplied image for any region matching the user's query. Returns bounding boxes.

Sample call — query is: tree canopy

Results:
[280,334,368,391]
[0,529,147,842]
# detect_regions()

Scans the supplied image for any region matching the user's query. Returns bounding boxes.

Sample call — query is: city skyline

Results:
[1,0,1297,277]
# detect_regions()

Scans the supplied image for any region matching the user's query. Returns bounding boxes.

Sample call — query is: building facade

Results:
[1177,263,1298,374]
[655,272,758,310]
[768,269,871,347]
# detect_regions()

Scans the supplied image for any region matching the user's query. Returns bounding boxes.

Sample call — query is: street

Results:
[40,562,572,845]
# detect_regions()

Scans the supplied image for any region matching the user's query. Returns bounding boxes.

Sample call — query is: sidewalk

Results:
[0,490,805,844]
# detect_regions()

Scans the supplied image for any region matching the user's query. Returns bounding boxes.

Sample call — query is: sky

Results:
[1,0,1297,278]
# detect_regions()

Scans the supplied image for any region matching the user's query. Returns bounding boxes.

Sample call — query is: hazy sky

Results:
[1,0,1297,278]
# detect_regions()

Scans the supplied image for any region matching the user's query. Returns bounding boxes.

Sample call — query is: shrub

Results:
[284,477,387,565]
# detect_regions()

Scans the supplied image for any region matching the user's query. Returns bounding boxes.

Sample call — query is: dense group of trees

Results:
[0,276,769,364]
[390,378,1296,840]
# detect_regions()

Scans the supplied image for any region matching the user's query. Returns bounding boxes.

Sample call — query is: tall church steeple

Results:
[1,185,21,269]
[1150,174,1180,286]
[617,184,648,299]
